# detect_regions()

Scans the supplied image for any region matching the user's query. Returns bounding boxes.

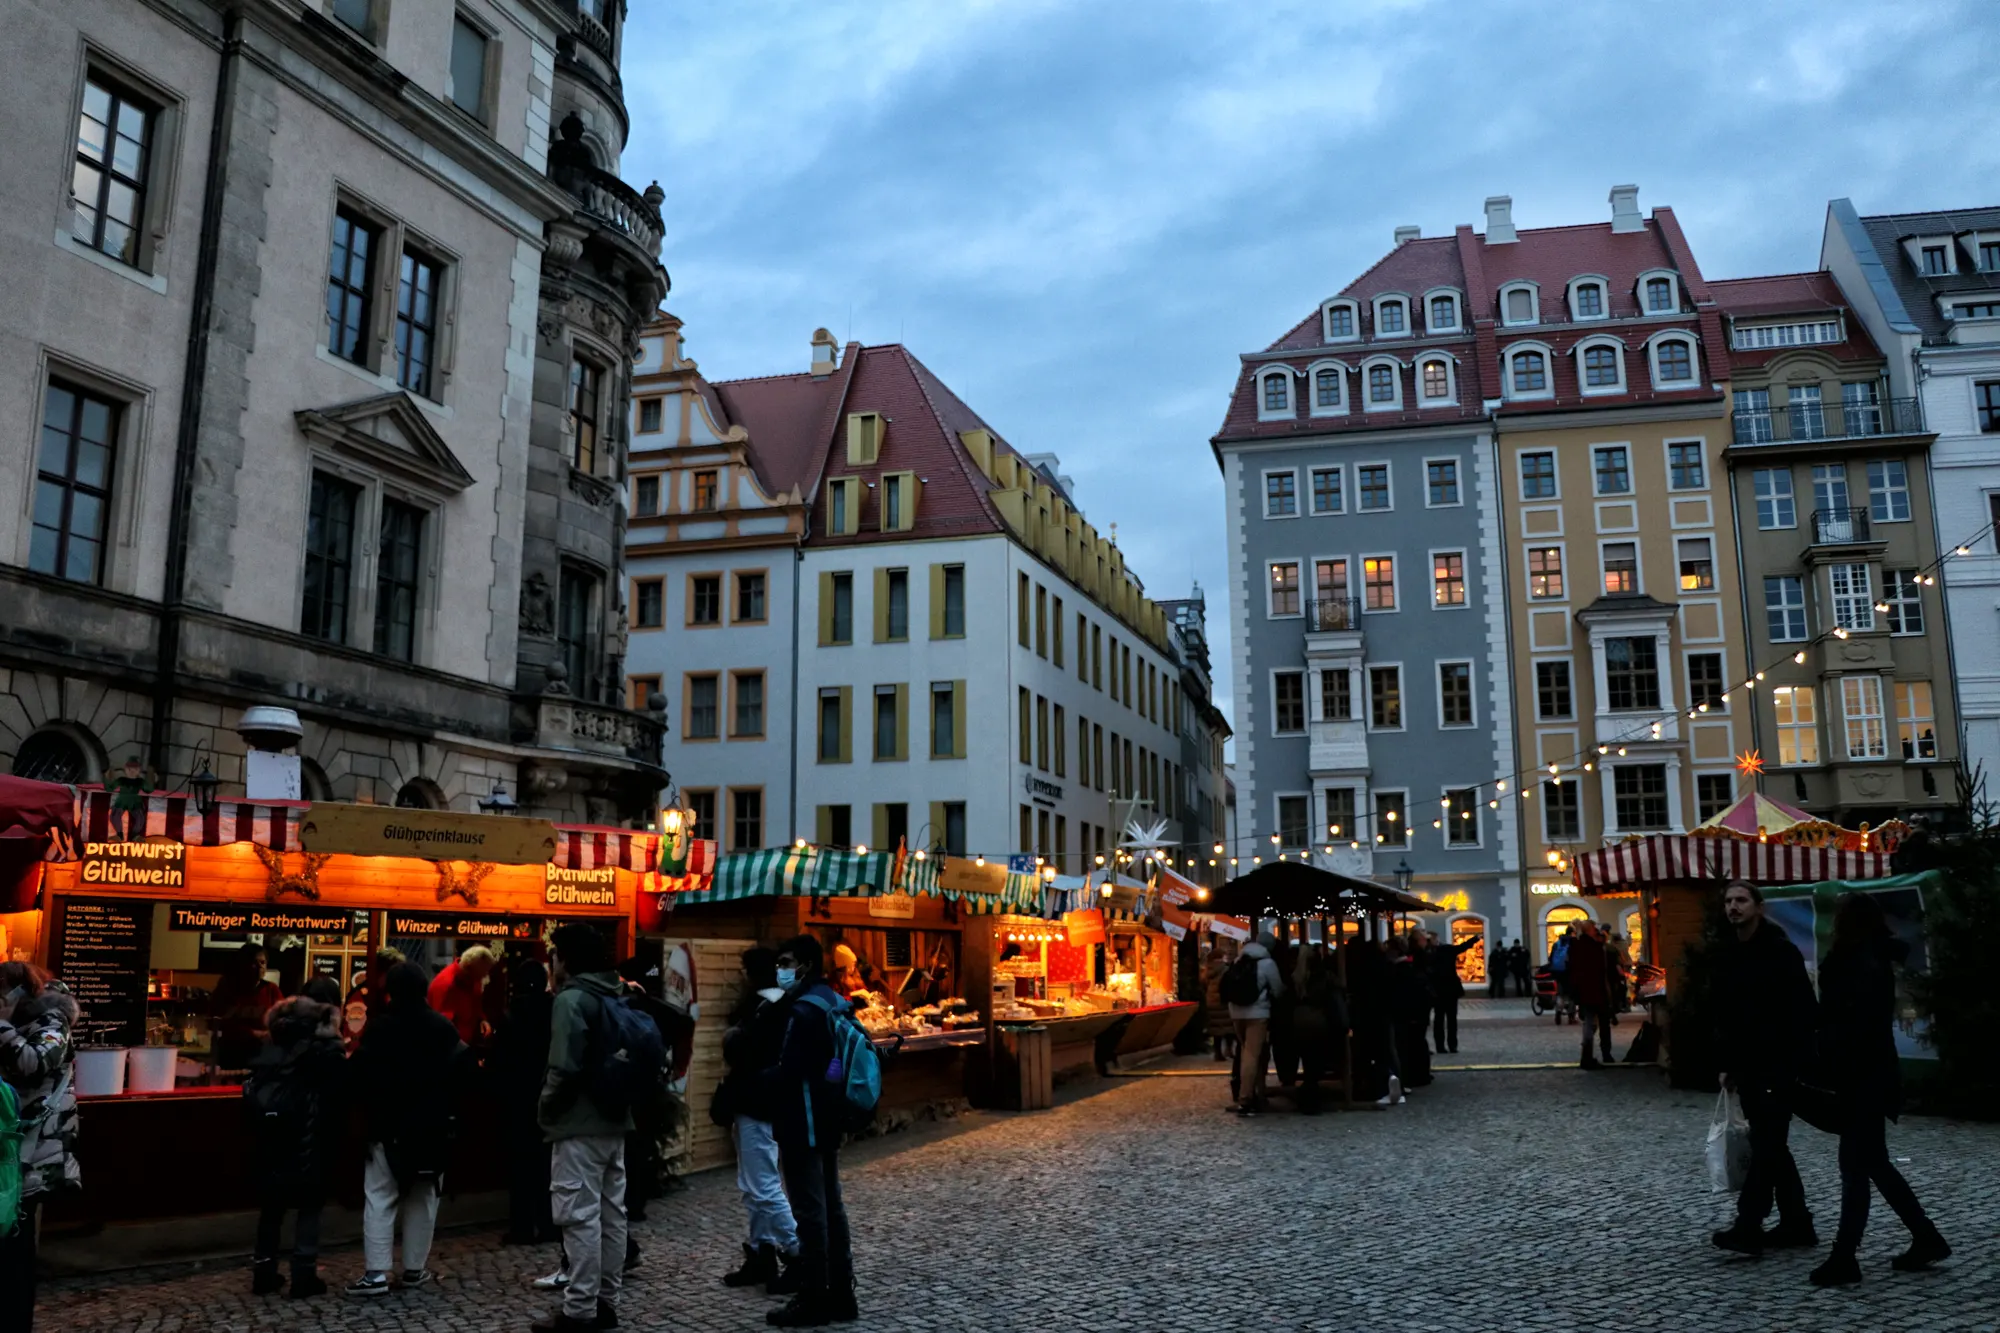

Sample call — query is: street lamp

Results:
[477,780,517,814]
[189,760,220,816]
[1394,857,1414,897]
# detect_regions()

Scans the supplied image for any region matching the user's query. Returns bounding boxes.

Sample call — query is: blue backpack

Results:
[1550,940,1571,973]
[588,991,667,1119]
[796,992,881,1133]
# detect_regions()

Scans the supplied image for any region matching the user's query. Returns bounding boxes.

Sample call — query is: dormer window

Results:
[1578,340,1624,392]
[1572,282,1605,319]
[1508,348,1549,397]
[1500,283,1538,326]
[1258,369,1293,420]
[1427,292,1459,332]
[1323,301,1358,342]
[1645,276,1675,312]
[1364,359,1402,411]
[1419,357,1454,403]
[1375,298,1407,336]
[1310,363,1345,415]
[1648,333,1697,386]
[1922,244,1949,276]
[1977,236,2000,272]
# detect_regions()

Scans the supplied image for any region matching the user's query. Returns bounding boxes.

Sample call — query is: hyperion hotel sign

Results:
[545,864,616,908]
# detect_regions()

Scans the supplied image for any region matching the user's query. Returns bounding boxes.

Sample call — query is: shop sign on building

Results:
[166,901,357,934]
[1529,883,1578,897]
[301,804,558,864]
[867,893,917,919]
[80,839,186,888]
[387,910,538,939]
[1064,908,1107,947]
[545,865,617,907]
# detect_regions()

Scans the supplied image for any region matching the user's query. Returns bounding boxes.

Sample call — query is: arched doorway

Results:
[10,727,100,784]
[1449,914,1487,985]
[1543,903,1592,959]
[395,778,444,810]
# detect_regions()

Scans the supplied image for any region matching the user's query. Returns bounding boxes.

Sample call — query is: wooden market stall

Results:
[25,790,653,1236]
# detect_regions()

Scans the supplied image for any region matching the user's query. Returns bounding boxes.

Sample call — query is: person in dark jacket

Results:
[1509,941,1532,1000]
[759,935,855,1327]
[1428,931,1479,1053]
[246,978,346,1298]
[720,946,800,1291]
[0,964,80,1332]
[1386,936,1431,1093]
[1808,893,1950,1287]
[345,962,466,1297]
[1711,881,1819,1257]
[1567,922,1613,1069]
[495,959,558,1246]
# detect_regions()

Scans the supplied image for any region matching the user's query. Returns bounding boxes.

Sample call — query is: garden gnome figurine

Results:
[109,755,150,840]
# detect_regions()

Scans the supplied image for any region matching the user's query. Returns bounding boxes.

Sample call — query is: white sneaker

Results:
[531,1269,569,1290]
[1375,1075,1403,1107]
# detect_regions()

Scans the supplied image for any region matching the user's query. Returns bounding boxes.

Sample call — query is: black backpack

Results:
[1221,955,1265,1008]
[587,991,667,1119]
[243,1054,310,1137]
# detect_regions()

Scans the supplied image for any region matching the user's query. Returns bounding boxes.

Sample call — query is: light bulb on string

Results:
[1794,651,1807,664]
[1618,747,1627,756]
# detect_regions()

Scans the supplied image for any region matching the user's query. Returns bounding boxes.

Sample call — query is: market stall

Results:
[28,793,652,1230]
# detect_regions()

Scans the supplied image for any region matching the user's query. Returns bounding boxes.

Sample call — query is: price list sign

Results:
[53,897,155,1047]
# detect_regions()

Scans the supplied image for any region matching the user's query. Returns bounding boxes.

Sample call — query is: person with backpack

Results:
[535,923,658,1333]
[1549,927,1575,1025]
[1221,930,1283,1117]
[0,962,79,1331]
[345,961,466,1298]
[245,976,346,1298]
[719,946,801,1294]
[760,934,863,1327]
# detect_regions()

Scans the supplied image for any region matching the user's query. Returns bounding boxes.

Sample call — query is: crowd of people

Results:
[1197,924,1483,1114]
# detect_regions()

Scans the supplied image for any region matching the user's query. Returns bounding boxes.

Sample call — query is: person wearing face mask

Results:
[717,947,800,1294]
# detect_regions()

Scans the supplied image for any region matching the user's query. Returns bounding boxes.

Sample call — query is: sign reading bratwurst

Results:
[300,804,558,864]
[545,864,617,908]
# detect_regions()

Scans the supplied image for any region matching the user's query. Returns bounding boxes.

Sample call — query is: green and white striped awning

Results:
[673,846,1048,912]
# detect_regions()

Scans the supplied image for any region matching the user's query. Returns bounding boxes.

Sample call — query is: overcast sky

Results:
[619,0,1999,738]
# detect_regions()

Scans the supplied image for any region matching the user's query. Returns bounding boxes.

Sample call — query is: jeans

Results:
[1231,1019,1269,1107]
[1579,1003,1612,1063]
[1735,1085,1809,1228]
[735,1116,798,1254]
[551,1134,628,1320]
[362,1143,440,1277]
[780,1141,853,1296]
[0,1199,38,1331]
[254,1194,324,1271]
[1833,1112,1929,1256]
[1432,999,1458,1053]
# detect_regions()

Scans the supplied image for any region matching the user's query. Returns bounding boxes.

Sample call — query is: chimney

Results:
[1393,225,1421,247]
[1609,184,1642,233]
[810,327,837,378]
[1483,196,1515,244]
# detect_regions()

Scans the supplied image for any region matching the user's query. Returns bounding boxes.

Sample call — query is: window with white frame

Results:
[1735,387,1773,443]
[1604,636,1659,709]
[1842,382,1882,435]
[1688,653,1725,709]
[1519,451,1557,499]
[1677,537,1714,591]
[1696,773,1734,822]
[1867,459,1910,522]
[1313,366,1343,411]
[1264,470,1297,517]
[1315,558,1348,605]
[1260,372,1291,415]
[1731,320,1841,350]
[1438,662,1473,726]
[1830,563,1873,631]
[1369,666,1402,729]
[1363,555,1396,610]
[1445,787,1479,845]
[1375,298,1407,336]
[1273,672,1306,733]
[1979,239,2000,272]
[1652,337,1695,384]
[1324,786,1356,838]
[1603,541,1638,595]
[1324,302,1357,340]
[1358,464,1391,510]
[1765,575,1808,641]
[1428,293,1458,331]
[1884,569,1925,635]
[1502,285,1537,325]
[1427,459,1459,506]
[1536,659,1572,719]
[1754,467,1796,529]
[1432,551,1466,607]
[1268,561,1301,616]
[1420,358,1452,402]
[1277,795,1310,849]
[1367,363,1398,406]
[1572,281,1605,319]
[1320,667,1352,721]
[1581,343,1622,390]
[1311,466,1342,513]
[1842,676,1888,760]
[1644,275,1676,312]
[1545,779,1582,841]
[1897,681,1937,759]
[1668,442,1704,490]
[1773,685,1818,765]
[1593,446,1631,495]
[1528,546,1564,599]
[1374,789,1407,846]
[1613,765,1671,830]
[1510,349,1548,396]
[1920,244,1949,276]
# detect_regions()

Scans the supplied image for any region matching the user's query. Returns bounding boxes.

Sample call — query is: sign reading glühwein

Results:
[544,865,616,907]
[80,840,186,888]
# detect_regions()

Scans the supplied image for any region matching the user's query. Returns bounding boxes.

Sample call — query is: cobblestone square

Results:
[41,1010,2000,1333]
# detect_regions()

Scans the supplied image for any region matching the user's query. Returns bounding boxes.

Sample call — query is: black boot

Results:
[624,1236,641,1272]
[827,1283,858,1323]
[252,1259,285,1295]
[1890,1224,1952,1271]
[289,1262,328,1298]
[766,1293,831,1328]
[1764,1217,1820,1250]
[594,1297,621,1330]
[766,1251,803,1296]
[1711,1221,1764,1256]
[1809,1252,1862,1287]
[725,1243,779,1288]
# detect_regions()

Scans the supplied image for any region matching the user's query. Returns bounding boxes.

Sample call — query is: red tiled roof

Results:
[1709,272,1884,369]
[1476,220,1681,321]
[712,369,847,499]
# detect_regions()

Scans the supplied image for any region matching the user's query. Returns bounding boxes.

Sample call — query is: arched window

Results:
[395,778,441,810]
[1501,283,1539,325]
[1583,344,1621,388]
[1645,276,1675,312]
[1324,302,1357,341]
[1429,294,1458,331]
[1261,372,1290,413]
[1573,282,1605,318]
[1654,338,1694,384]
[1511,350,1547,394]
[1421,359,1450,400]
[1450,915,1487,985]
[1376,300,1407,335]
[10,728,94,784]
[1314,368,1342,409]
[1368,364,1396,403]
[1544,902,1592,958]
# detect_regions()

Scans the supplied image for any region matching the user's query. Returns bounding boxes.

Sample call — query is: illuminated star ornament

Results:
[1735,749,1765,778]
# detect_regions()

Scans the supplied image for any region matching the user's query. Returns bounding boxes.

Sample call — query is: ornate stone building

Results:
[1,0,665,824]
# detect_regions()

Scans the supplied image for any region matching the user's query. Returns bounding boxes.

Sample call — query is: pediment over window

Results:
[295,393,475,493]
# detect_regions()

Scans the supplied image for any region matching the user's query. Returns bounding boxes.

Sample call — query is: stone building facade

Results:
[1,0,664,823]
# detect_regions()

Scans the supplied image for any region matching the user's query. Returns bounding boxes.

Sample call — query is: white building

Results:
[623,321,1204,865]
[1824,200,2000,806]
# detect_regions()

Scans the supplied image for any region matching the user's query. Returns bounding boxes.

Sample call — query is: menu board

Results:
[53,897,155,1046]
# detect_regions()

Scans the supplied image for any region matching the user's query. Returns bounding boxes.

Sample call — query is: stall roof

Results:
[1205,861,1436,919]
[1572,834,1893,893]
[0,776,77,851]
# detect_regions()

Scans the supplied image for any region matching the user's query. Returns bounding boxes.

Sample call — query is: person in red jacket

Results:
[426,946,497,1046]
[1567,922,1614,1069]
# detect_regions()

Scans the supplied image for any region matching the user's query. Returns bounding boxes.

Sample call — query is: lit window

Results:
[1363,556,1396,610]
[1677,537,1713,591]
[1268,561,1301,616]
[1603,542,1637,596]
[1432,552,1465,606]
[1897,681,1937,760]
[1422,360,1450,399]
[1528,547,1563,599]
[692,470,718,511]
[1842,676,1887,760]
[1774,685,1817,765]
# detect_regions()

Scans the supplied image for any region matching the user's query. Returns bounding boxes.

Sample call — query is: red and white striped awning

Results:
[77,790,657,870]
[1573,834,1893,892]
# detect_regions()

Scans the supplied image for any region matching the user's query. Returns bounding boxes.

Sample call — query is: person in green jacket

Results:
[534,925,636,1333]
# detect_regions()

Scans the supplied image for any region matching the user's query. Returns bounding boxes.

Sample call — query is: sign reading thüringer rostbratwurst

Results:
[299,803,558,864]
[544,864,616,907]
[81,840,186,888]
[167,902,356,934]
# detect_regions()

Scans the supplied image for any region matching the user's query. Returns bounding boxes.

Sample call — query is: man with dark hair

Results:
[721,946,800,1292]
[1568,921,1613,1069]
[1712,879,1820,1257]
[760,935,856,1327]
[535,925,633,1333]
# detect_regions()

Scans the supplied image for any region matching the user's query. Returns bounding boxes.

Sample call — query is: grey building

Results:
[1213,224,1521,968]
[1159,588,1232,884]
[1,0,664,822]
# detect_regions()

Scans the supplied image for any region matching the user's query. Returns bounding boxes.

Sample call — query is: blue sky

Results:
[618,0,1999,736]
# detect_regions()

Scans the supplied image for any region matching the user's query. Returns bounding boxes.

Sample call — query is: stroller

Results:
[1531,966,1573,1022]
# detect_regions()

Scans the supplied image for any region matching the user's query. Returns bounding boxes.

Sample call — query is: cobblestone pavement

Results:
[41,1019,2000,1333]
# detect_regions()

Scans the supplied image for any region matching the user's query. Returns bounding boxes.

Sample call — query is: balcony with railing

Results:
[1731,397,1923,447]
[1303,597,1362,634]
[1810,507,1874,546]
